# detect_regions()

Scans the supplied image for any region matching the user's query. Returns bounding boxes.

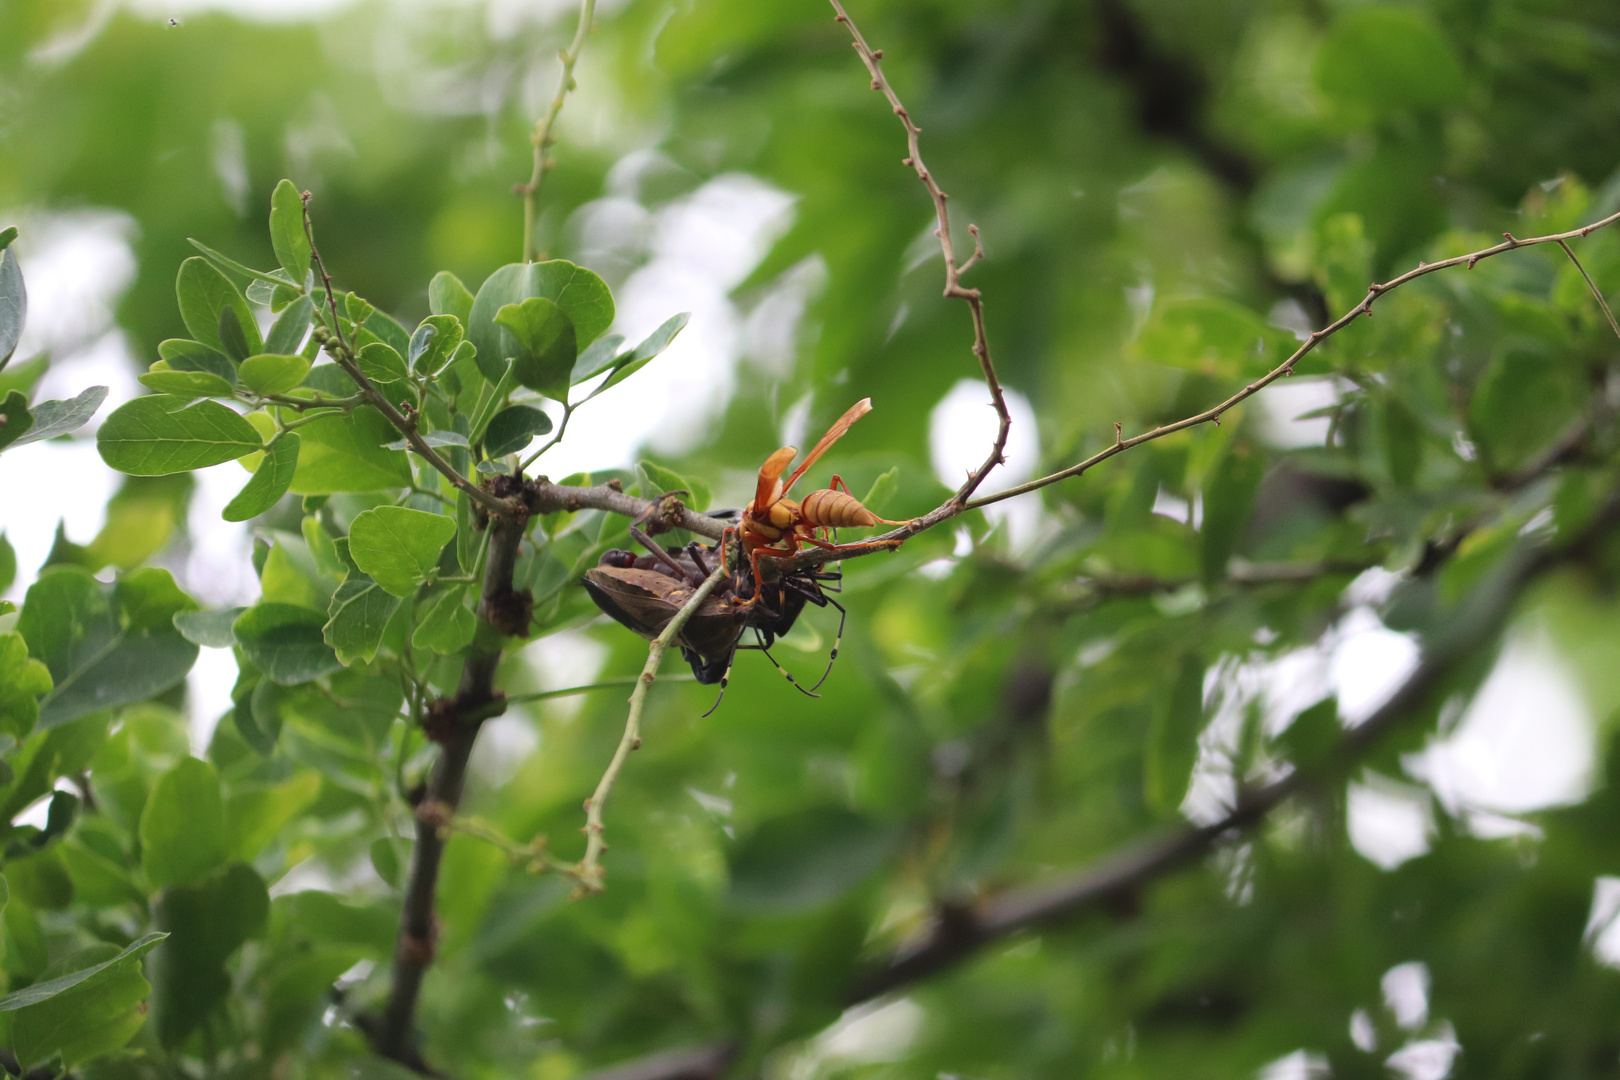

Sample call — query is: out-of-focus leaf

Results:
[1145,655,1205,815]
[97,395,261,475]
[172,607,246,648]
[348,507,457,597]
[0,632,52,740]
[1135,297,1296,379]
[0,531,14,594]
[729,808,897,913]
[140,757,227,888]
[1315,5,1466,113]
[412,585,475,654]
[225,771,321,860]
[569,333,625,384]
[158,338,236,383]
[324,572,402,664]
[636,459,709,511]
[151,862,268,1049]
[0,245,25,367]
[9,386,108,448]
[139,366,235,399]
[223,432,300,522]
[1202,441,1263,583]
[597,313,689,393]
[233,603,341,685]
[410,314,464,375]
[267,294,313,355]
[18,567,197,729]
[0,390,32,452]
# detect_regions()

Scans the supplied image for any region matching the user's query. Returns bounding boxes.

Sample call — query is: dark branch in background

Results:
[578,496,1618,1080]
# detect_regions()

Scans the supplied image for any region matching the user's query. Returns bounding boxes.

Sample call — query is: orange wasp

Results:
[726,397,909,603]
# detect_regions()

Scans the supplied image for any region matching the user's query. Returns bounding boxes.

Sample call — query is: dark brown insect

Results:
[582,537,844,713]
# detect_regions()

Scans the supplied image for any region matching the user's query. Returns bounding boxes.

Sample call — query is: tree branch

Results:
[519,0,596,263]
[375,509,528,1064]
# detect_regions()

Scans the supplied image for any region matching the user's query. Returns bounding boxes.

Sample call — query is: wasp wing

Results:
[783,397,873,493]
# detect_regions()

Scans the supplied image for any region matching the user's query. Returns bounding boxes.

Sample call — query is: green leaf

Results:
[11,943,153,1068]
[239,353,311,396]
[18,568,198,730]
[176,256,260,357]
[467,260,613,383]
[484,404,553,458]
[223,432,300,522]
[0,932,165,1012]
[289,409,412,494]
[151,862,268,1049]
[0,245,24,367]
[158,338,236,383]
[1145,655,1205,816]
[0,389,32,452]
[1201,442,1263,584]
[270,180,312,284]
[610,313,688,383]
[0,531,14,594]
[140,757,227,888]
[495,297,577,397]
[383,429,468,451]
[172,607,246,648]
[729,808,898,913]
[97,395,262,475]
[429,270,475,325]
[636,459,709,511]
[357,342,408,383]
[0,632,53,740]
[324,572,402,664]
[412,585,476,654]
[266,294,313,355]
[186,237,288,290]
[1315,5,1466,114]
[9,386,108,448]
[225,771,321,861]
[570,333,625,384]
[860,466,899,516]
[0,226,15,251]
[364,308,411,357]
[139,367,236,399]
[410,314,464,376]
[348,507,457,598]
[233,603,342,684]
[1134,296,1296,379]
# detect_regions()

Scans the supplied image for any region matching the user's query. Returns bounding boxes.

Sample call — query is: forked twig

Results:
[519,0,597,262]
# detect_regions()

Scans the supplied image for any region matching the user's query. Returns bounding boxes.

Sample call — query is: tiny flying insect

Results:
[727,397,910,604]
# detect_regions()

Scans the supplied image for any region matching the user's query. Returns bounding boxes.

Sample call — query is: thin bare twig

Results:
[959,214,1620,513]
[574,563,728,894]
[519,0,596,262]
[1556,238,1620,342]
[826,0,1011,509]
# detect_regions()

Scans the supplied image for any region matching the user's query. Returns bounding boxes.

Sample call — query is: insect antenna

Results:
[700,641,738,719]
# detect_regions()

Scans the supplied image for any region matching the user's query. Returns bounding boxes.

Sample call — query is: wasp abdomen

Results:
[800,488,879,529]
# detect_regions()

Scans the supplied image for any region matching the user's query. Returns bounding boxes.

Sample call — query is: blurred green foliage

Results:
[1,0,1620,1078]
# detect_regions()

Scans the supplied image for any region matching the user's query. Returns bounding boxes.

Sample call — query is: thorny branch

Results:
[574,563,729,894]
[519,0,597,263]
[826,0,1011,510]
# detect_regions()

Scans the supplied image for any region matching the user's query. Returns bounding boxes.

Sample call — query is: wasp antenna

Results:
[805,596,847,693]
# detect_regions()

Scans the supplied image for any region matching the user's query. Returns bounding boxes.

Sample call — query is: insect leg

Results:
[700,637,743,719]
[804,595,846,693]
[753,628,820,699]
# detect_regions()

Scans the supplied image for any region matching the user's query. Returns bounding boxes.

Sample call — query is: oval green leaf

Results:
[483,403,554,459]
[348,507,458,598]
[222,432,300,522]
[239,353,312,396]
[139,758,227,889]
[176,256,260,358]
[467,260,613,382]
[97,395,262,476]
[232,603,342,685]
